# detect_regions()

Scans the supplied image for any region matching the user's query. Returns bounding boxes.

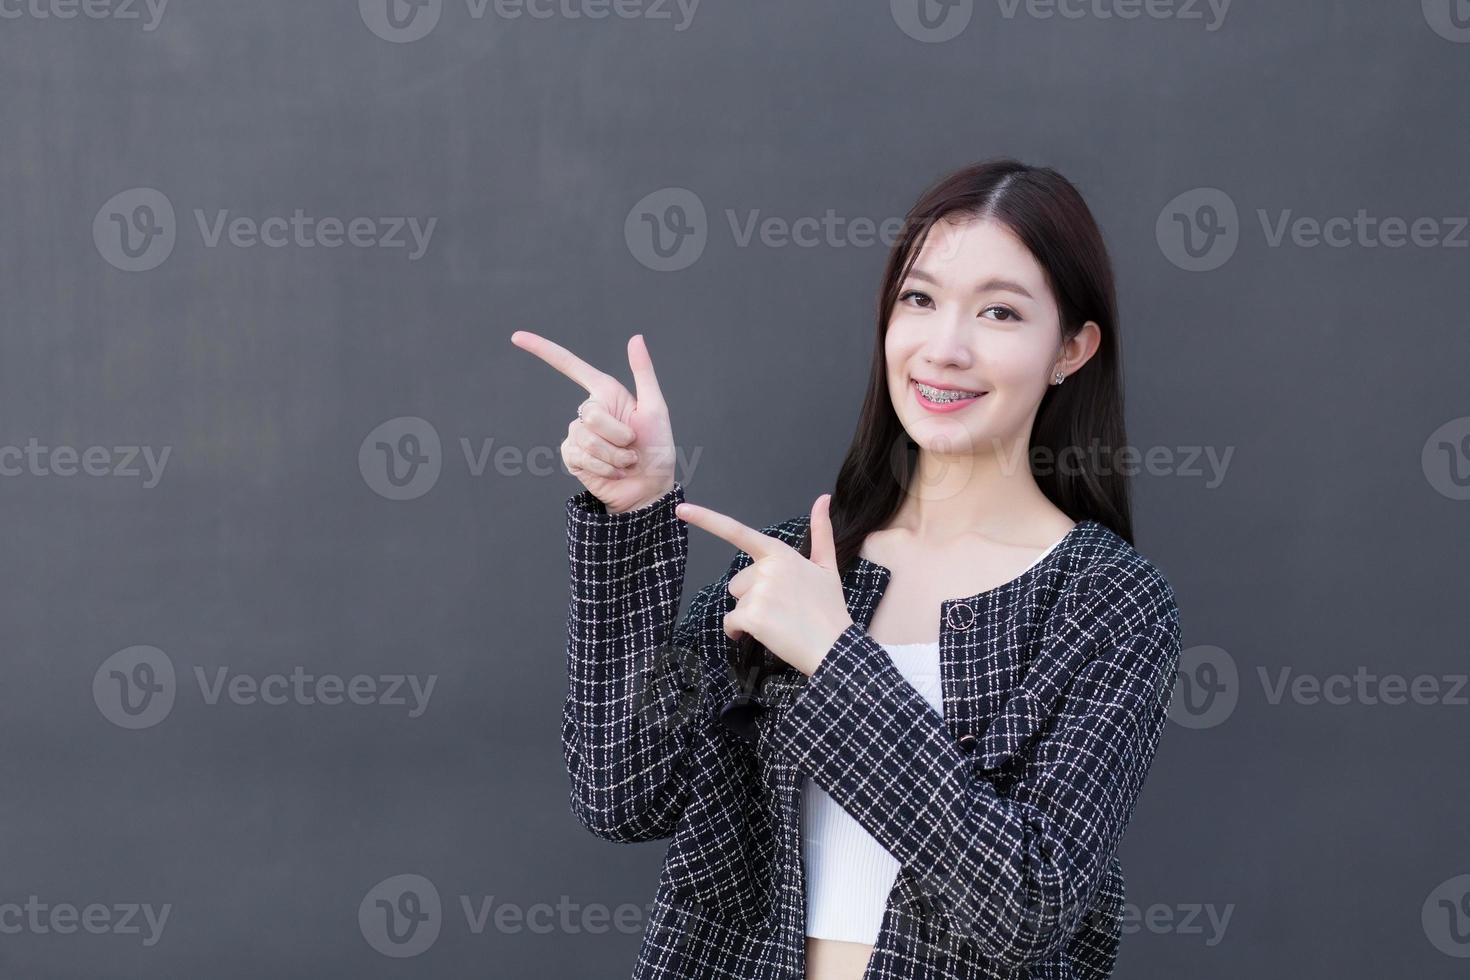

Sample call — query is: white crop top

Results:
[801,531,1068,943]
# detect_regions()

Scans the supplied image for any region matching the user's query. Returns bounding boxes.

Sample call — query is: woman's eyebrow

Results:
[906,266,1035,300]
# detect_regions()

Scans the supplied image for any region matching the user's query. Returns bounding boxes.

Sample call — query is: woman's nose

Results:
[919,315,974,367]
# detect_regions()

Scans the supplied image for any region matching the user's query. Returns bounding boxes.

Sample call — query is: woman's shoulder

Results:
[1057,520,1180,636]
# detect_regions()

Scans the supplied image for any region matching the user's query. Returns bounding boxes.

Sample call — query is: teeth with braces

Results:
[915,380,981,403]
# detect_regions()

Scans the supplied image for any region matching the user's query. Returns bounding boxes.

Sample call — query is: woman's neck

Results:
[888,446,1063,545]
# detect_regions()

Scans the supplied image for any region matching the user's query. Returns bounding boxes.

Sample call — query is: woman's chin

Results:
[908,423,983,456]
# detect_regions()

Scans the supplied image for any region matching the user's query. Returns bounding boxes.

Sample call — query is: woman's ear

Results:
[1058,320,1102,377]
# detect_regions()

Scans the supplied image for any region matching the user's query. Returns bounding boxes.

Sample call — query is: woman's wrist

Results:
[607,480,678,515]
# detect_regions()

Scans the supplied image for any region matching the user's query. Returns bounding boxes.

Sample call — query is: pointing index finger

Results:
[675,502,780,561]
[509,330,610,395]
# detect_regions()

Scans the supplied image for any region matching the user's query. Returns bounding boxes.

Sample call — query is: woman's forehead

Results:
[909,218,1045,292]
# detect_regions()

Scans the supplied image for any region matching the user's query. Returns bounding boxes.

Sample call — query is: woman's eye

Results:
[983,305,1018,322]
[899,289,933,309]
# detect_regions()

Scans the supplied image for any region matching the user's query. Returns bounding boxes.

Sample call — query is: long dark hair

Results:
[734,158,1134,687]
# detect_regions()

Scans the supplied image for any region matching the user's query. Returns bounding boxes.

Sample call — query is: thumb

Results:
[808,494,837,570]
[627,333,666,409]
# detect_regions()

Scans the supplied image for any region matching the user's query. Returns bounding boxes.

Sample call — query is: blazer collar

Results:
[753,519,1102,717]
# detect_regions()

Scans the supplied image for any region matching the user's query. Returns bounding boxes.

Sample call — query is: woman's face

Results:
[885,215,1069,462]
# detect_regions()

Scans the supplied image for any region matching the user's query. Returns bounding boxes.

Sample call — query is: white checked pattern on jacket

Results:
[562,481,1182,980]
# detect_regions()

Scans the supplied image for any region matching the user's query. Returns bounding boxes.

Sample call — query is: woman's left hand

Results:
[675,494,855,677]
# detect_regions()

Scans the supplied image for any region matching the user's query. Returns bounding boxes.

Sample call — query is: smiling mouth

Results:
[912,379,987,407]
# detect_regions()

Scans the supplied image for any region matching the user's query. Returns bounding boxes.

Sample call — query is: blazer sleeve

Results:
[560,480,736,844]
[767,583,1182,970]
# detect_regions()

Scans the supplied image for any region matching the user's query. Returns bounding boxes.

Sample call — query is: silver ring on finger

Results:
[577,398,594,423]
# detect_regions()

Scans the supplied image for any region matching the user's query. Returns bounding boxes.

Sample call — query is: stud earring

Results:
[1052,370,1065,385]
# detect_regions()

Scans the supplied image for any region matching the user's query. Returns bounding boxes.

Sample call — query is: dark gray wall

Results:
[2,1,1468,977]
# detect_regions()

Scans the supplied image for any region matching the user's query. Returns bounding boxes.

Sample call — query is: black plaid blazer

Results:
[561,481,1182,980]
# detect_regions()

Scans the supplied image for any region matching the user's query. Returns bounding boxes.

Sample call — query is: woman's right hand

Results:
[509,331,677,514]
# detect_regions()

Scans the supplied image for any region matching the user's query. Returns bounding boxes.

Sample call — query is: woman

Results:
[511,158,1182,980]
